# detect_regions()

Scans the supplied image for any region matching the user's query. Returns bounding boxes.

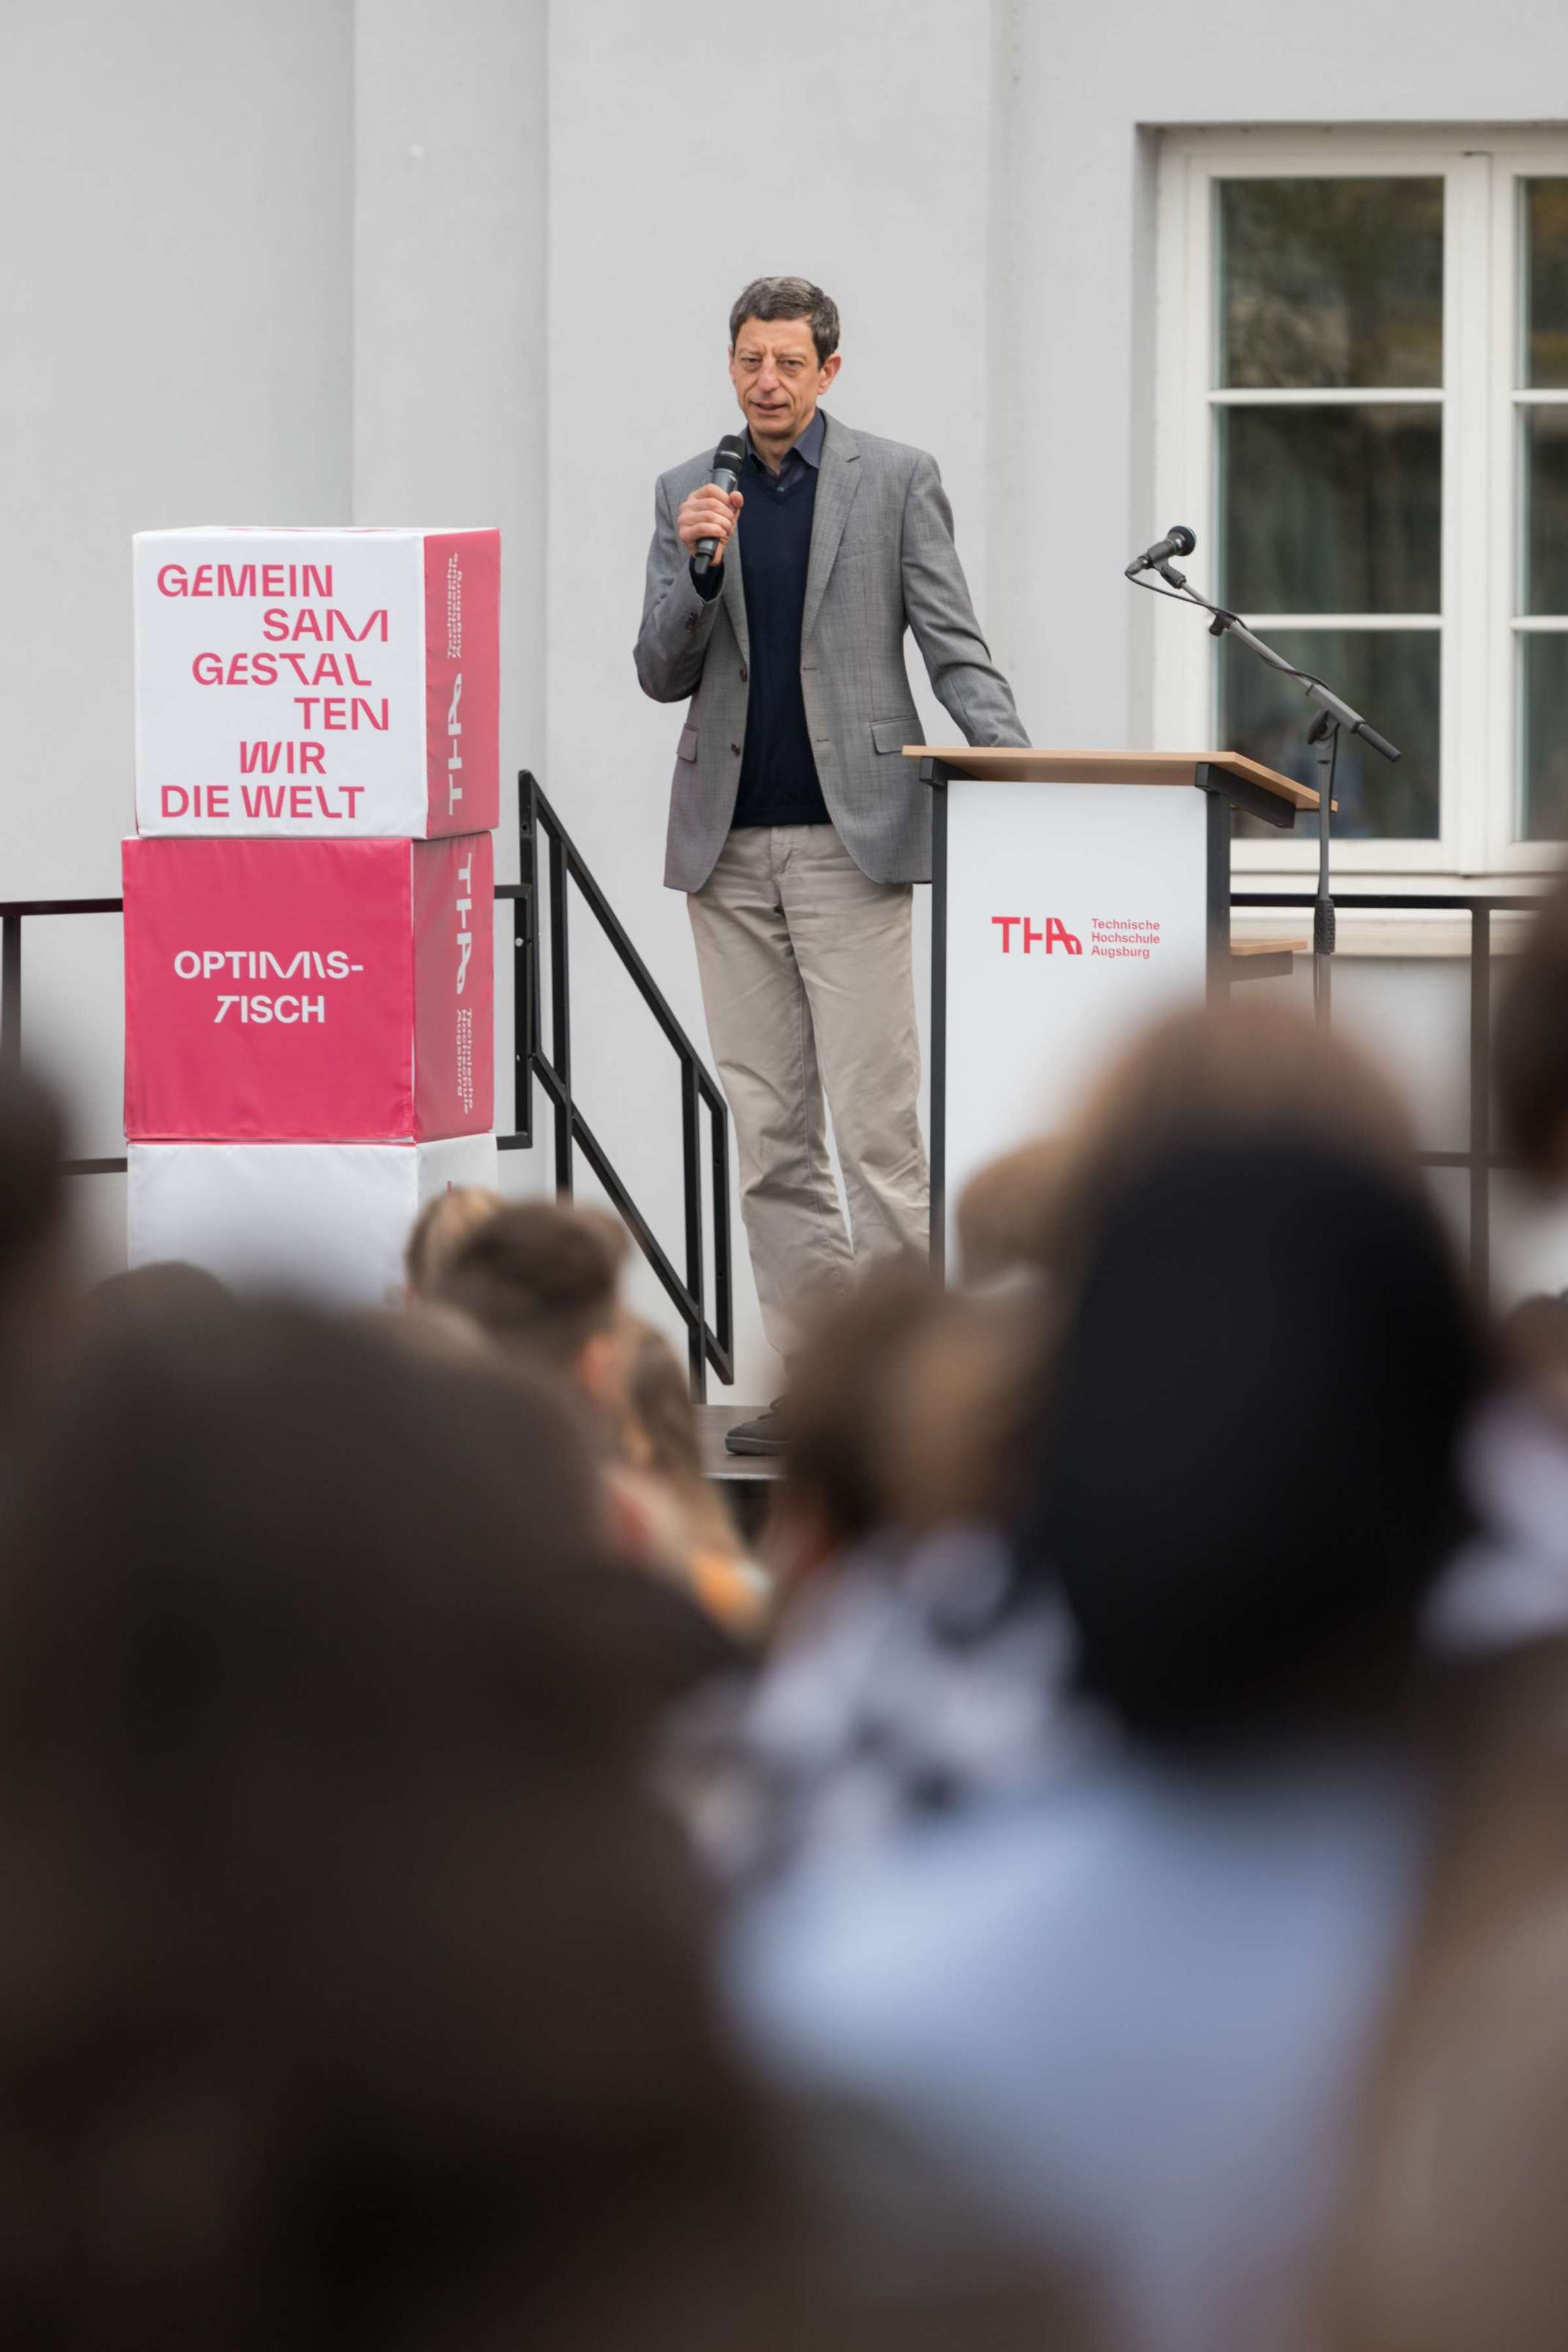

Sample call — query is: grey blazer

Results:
[635,412,1029,892]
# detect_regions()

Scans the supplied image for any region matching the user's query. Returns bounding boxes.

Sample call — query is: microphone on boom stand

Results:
[1124,525,1196,581]
[1122,525,1402,1027]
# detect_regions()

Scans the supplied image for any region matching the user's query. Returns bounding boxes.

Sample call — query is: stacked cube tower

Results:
[125,528,501,1301]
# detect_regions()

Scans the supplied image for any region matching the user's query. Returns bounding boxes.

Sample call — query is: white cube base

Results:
[128,1136,499,1306]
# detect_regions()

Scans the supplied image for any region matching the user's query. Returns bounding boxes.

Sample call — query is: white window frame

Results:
[1153,125,1568,883]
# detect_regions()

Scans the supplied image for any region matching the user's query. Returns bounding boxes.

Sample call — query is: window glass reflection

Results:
[1220,179,1443,390]
[1525,180,1568,390]
[1521,635,1568,839]
[1221,407,1441,613]
[1222,629,1440,840]
[1523,406,1568,613]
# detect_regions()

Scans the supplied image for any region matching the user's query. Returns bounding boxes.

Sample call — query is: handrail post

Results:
[514,772,537,1148]
[681,1061,706,1399]
[1470,902,1491,1303]
[709,1087,732,1372]
[548,824,572,1198]
[1,915,19,1073]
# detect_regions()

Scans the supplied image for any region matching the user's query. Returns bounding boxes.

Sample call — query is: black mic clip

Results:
[1124,524,1197,582]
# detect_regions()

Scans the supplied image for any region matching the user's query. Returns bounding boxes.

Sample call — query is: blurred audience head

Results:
[774,1265,1028,1582]
[87,1257,231,1324]
[403,1182,504,1298]
[1495,869,1568,1180]
[1018,1134,1482,1744]
[0,1293,1068,2347]
[437,1199,631,1419]
[955,1137,1060,1287]
[0,1296,761,2349]
[622,1320,766,1639]
[1043,1000,1417,1284]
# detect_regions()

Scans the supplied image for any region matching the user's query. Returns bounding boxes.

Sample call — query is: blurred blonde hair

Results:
[776,1265,1032,1572]
[622,1320,766,1638]
[403,1184,503,1298]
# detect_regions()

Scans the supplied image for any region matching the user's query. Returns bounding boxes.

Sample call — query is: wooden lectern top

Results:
[903,746,1321,811]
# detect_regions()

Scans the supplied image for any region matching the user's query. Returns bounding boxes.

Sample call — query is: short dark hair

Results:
[438,1200,628,1369]
[728,276,840,367]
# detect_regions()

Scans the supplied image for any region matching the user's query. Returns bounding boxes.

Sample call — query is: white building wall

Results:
[0,0,354,1278]
[543,0,995,1392]
[7,0,1568,1353]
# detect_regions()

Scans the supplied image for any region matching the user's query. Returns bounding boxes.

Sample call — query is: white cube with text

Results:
[134,527,500,838]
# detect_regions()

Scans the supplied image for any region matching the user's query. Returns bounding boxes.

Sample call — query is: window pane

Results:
[1221,629,1440,840]
[1220,406,1441,612]
[1521,635,1568,839]
[1219,178,1443,389]
[1523,407,1568,613]
[1524,180,1568,390]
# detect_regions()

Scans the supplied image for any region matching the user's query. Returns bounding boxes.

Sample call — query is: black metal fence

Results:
[1232,891,1539,1295]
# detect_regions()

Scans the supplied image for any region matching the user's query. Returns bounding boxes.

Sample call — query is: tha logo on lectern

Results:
[991,916,1082,955]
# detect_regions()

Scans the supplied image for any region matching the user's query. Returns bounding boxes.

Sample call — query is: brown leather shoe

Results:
[724,1399,790,1457]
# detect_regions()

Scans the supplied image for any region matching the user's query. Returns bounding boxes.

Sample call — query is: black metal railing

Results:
[0,898,126,1174]
[0,867,1537,1325]
[500,772,732,1396]
[1233,890,1540,1297]
[0,771,734,1394]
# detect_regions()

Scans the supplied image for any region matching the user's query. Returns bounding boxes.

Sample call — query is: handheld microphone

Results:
[1125,524,1197,580]
[694,435,747,577]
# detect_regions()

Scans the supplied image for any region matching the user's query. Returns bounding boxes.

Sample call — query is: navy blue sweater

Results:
[692,415,829,830]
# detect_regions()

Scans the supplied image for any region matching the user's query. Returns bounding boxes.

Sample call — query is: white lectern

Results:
[906,747,1321,1265]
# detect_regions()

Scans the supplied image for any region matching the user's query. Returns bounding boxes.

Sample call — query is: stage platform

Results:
[698,1405,784,1541]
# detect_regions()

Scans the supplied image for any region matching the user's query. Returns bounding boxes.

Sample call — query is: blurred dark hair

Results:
[1017,1139,1483,1742]
[88,1258,232,1323]
[1040,1001,1418,1285]
[1495,875,1568,1176]
[0,1300,747,2348]
[437,1200,628,1369]
[0,1298,1070,2348]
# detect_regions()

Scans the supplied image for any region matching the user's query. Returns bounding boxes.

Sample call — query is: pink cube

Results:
[123,833,493,1142]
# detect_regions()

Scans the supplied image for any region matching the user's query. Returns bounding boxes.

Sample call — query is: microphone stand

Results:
[1128,558,1401,1028]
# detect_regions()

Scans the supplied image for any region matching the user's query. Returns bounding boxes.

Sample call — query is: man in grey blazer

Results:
[636,276,1027,1451]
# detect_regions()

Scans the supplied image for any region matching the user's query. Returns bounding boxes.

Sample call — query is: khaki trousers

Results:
[687,824,930,1357]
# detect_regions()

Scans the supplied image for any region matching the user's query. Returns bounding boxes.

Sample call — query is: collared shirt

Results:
[691,408,830,831]
[746,404,825,495]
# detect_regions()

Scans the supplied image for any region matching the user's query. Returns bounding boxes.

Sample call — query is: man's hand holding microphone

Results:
[678,434,747,577]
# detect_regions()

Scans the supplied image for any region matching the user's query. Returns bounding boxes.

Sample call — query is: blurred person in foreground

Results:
[433,1198,723,1646]
[684,1002,1424,1887]
[0,1294,1074,2352]
[675,1263,1062,1885]
[1427,868,1568,1650]
[728,1129,1483,2352]
[1318,865,1568,2351]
